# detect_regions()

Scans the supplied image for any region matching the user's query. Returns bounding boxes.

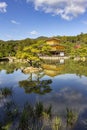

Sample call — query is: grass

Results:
[0,88,78,130]
[0,87,13,97]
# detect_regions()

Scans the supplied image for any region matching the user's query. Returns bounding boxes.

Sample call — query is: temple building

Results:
[46,38,65,56]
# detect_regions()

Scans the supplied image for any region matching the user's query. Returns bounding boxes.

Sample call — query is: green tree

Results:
[16,40,51,66]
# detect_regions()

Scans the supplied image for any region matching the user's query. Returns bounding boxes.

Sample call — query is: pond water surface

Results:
[0,60,87,130]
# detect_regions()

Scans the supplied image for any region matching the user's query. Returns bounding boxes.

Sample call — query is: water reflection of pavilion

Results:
[42,63,65,77]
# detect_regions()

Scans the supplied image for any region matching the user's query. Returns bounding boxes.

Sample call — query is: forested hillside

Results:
[0,33,87,58]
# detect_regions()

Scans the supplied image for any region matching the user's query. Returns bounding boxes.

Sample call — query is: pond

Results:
[0,60,87,130]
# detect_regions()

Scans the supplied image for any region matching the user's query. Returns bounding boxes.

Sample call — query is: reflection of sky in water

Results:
[0,70,29,87]
[40,74,87,112]
[0,69,87,129]
[35,74,87,121]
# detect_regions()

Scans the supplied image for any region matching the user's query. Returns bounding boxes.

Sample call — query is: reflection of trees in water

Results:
[0,62,29,74]
[64,60,87,77]
[42,60,87,77]
[0,62,16,74]
[0,60,87,77]
[19,72,52,95]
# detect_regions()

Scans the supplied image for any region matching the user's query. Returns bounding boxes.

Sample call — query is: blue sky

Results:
[0,0,87,41]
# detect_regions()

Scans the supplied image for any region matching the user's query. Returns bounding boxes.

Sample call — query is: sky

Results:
[0,0,87,41]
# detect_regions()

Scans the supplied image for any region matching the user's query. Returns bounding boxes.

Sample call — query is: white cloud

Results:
[11,20,20,24]
[30,30,38,35]
[0,2,7,13]
[27,0,87,20]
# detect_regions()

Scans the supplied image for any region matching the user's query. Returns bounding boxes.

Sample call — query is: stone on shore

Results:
[22,67,42,74]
